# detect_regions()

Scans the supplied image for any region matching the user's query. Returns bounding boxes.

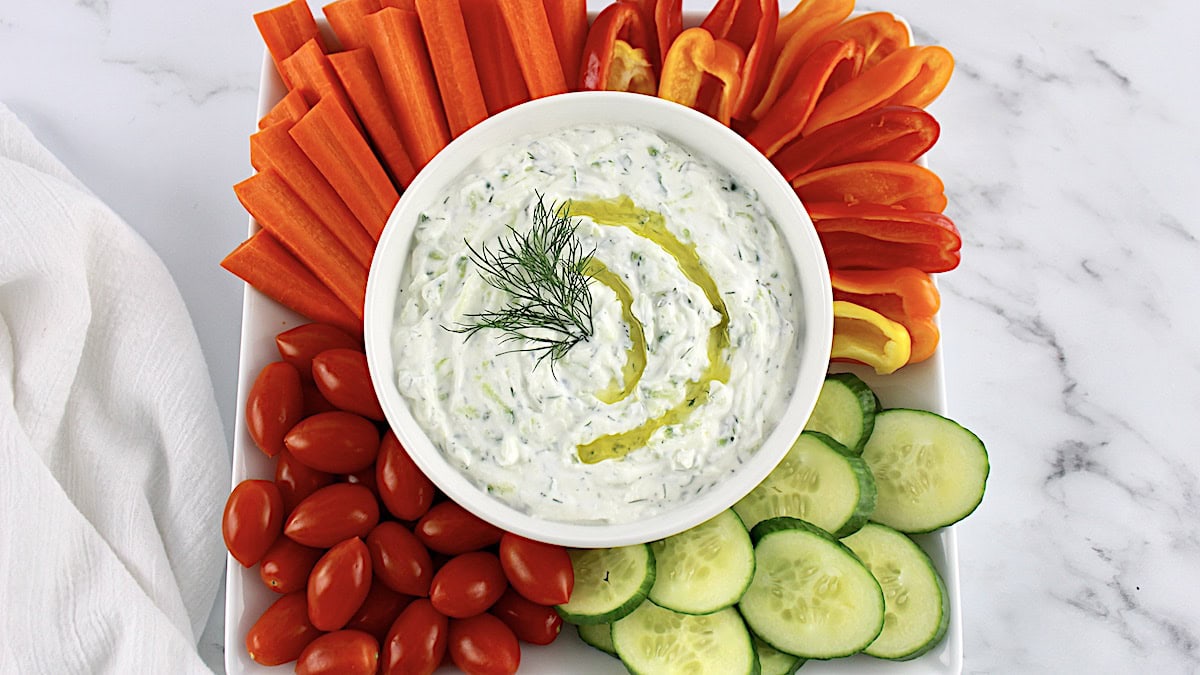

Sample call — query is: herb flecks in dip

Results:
[392,124,801,524]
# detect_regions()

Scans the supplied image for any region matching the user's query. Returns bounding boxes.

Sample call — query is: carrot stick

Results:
[234,169,368,318]
[254,0,328,85]
[414,0,489,137]
[279,39,363,138]
[461,0,531,115]
[258,89,311,130]
[323,0,382,50]
[250,122,377,267]
[328,49,419,187]
[496,0,568,99]
[290,96,400,241]
[222,231,362,337]
[364,8,452,169]
[542,0,588,90]
[379,0,416,8]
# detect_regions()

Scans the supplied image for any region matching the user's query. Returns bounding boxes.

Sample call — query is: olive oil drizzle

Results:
[570,196,731,464]
[587,259,648,404]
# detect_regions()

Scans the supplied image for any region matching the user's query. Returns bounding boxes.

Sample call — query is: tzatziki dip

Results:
[391,123,801,524]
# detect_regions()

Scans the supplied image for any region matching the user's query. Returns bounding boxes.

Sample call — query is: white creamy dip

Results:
[392,123,801,524]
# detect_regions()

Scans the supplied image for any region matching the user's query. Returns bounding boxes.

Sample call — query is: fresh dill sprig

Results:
[449,192,596,367]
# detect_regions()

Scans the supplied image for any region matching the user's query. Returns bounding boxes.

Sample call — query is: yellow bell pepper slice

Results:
[831,300,911,375]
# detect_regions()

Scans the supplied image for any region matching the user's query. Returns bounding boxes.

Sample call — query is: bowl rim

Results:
[364,91,832,548]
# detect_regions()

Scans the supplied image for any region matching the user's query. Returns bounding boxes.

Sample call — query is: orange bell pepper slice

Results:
[700,0,779,120]
[822,12,910,71]
[751,0,854,120]
[579,2,657,94]
[771,105,939,179]
[657,27,744,125]
[793,160,948,212]
[830,268,941,364]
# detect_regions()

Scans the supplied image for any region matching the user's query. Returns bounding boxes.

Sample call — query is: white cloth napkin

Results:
[0,103,228,673]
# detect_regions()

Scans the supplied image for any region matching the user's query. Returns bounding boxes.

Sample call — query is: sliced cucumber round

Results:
[754,636,806,675]
[556,544,655,625]
[739,517,884,659]
[648,509,755,615]
[734,431,876,537]
[840,522,949,660]
[804,372,881,454]
[612,602,759,675]
[860,409,989,533]
[576,622,617,657]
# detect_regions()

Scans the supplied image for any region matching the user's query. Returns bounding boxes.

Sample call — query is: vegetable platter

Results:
[222,0,976,673]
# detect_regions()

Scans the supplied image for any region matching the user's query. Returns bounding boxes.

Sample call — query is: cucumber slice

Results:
[841,522,949,660]
[739,517,884,659]
[648,509,755,614]
[576,622,617,657]
[754,637,805,675]
[556,544,655,625]
[733,431,876,537]
[860,409,989,533]
[612,602,760,675]
[804,372,881,454]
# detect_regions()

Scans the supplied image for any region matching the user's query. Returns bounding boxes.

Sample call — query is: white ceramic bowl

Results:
[364,91,832,548]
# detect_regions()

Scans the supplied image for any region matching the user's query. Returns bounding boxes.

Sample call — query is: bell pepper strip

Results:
[290,96,400,242]
[250,121,377,268]
[543,0,589,90]
[699,0,778,121]
[802,45,948,135]
[822,11,910,72]
[234,169,368,319]
[578,3,657,94]
[364,8,451,170]
[830,268,940,364]
[652,0,683,65]
[830,301,911,375]
[279,40,362,135]
[883,45,955,109]
[658,28,744,125]
[258,89,310,130]
[461,0,531,115]
[415,0,489,138]
[810,204,962,273]
[496,0,568,99]
[770,105,939,179]
[793,160,948,212]
[749,0,854,120]
[254,0,328,86]
[322,0,381,51]
[328,49,418,187]
[744,39,860,157]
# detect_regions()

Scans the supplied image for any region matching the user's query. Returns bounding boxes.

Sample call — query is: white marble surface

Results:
[4,0,1200,672]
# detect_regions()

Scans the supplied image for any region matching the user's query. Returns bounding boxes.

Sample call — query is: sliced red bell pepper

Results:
[793,160,947,213]
[578,2,657,94]
[699,0,778,121]
[830,268,940,364]
[809,203,961,273]
[652,0,683,64]
[771,106,940,179]
[822,11,910,71]
[776,0,855,48]
[750,0,854,120]
[658,27,744,125]
[744,39,861,157]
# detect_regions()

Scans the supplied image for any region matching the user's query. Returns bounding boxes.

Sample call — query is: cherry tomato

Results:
[448,613,520,675]
[312,348,385,421]
[381,598,447,675]
[275,449,335,515]
[246,361,305,458]
[415,502,502,555]
[498,533,574,605]
[429,551,507,619]
[223,479,284,567]
[489,588,563,645]
[344,465,379,499]
[346,579,413,642]
[259,536,323,594]
[276,323,362,380]
[366,522,434,597]
[376,430,435,521]
[246,591,321,666]
[284,411,380,474]
[296,629,379,675]
[308,537,373,631]
[302,379,339,416]
[285,483,380,548]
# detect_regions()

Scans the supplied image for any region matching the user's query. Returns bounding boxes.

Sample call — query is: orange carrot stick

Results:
[234,169,368,319]
[496,0,568,99]
[222,231,362,337]
[323,0,382,50]
[328,49,419,187]
[258,89,311,130]
[543,0,588,90]
[250,122,377,267]
[379,0,415,8]
[279,39,362,135]
[415,0,489,137]
[365,8,452,169]
[290,97,400,241]
[254,0,328,85]
[461,0,531,115]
